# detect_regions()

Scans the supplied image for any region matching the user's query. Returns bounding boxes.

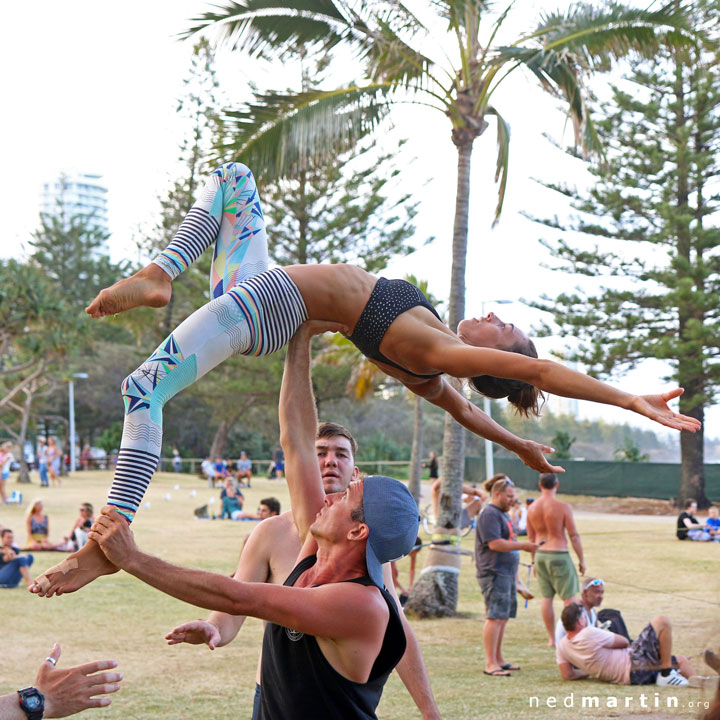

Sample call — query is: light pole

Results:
[68,372,88,472]
[480,300,512,481]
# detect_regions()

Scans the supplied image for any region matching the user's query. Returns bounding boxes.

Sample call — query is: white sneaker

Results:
[656,669,689,687]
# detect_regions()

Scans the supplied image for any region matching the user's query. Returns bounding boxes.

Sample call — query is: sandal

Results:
[501,663,520,671]
[483,669,512,677]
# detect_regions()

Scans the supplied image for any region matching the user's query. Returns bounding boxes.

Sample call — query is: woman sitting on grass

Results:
[31,161,700,599]
[25,500,67,552]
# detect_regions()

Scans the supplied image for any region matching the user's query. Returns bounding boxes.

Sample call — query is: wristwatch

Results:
[17,687,44,720]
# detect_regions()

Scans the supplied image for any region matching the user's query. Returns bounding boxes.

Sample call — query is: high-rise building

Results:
[40,172,109,237]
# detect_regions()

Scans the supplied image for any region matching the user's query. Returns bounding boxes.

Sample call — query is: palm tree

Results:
[186,0,693,615]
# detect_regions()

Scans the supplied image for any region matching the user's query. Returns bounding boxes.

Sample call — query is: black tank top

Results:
[258,555,406,720]
[348,277,443,379]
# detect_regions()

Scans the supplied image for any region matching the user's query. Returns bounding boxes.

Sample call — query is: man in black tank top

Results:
[90,322,421,720]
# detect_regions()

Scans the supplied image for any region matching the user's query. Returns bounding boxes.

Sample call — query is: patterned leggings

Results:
[107,163,305,522]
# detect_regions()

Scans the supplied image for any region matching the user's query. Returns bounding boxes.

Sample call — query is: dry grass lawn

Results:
[1,471,718,720]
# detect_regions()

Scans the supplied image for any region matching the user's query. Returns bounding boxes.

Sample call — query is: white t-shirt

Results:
[1,452,14,474]
[555,607,597,651]
[557,626,630,685]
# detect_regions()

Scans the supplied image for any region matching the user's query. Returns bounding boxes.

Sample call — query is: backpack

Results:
[597,608,632,642]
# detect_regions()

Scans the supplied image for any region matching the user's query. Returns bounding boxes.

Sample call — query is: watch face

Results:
[26,696,41,710]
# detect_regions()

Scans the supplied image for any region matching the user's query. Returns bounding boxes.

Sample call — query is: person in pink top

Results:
[557,603,695,687]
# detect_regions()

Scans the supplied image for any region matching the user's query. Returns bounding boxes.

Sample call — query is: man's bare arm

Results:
[558,661,588,681]
[382,565,441,720]
[279,322,336,543]
[564,506,586,576]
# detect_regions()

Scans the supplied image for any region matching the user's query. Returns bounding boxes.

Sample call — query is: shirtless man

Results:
[164,323,441,720]
[527,473,586,646]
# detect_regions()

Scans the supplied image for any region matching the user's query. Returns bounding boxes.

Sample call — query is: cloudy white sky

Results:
[1,1,714,445]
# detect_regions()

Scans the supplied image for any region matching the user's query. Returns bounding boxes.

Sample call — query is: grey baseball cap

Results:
[362,475,420,589]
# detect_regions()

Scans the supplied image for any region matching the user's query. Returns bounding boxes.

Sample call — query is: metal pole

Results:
[69,380,76,472]
[483,396,494,481]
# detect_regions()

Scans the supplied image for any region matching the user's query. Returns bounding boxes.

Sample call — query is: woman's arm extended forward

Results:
[407,377,564,473]
[425,345,700,433]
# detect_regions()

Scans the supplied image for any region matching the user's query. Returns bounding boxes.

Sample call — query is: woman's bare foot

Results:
[86,263,172,318]
[29,539,118,597]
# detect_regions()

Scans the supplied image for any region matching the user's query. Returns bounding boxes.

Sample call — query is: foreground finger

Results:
[88,672,123,686]
[78,659,118,676]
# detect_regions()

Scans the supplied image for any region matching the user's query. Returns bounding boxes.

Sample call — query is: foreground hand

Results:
[631,389,701,432]
[87,508,137,568]
[517,440,565,474]
[36,643,122,718]
[165,620,222,650]
[579,560,587,576]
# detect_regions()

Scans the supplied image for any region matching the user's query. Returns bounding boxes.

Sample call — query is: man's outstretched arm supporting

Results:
[90,512,386,642]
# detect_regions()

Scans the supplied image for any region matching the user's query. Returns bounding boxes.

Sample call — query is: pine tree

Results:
[533,2,720,506]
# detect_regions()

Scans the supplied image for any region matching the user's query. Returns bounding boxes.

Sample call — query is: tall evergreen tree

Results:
[533,1,720,506]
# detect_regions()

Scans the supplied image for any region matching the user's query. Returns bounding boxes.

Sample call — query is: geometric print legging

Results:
[107,162,270,521]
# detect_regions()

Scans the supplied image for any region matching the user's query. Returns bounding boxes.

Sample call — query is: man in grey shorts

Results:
[475,475,538,676]
[527,473,586,646]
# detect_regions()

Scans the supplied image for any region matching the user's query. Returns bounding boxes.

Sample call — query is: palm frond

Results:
[182,0,362,59]
[215,84,394,181]
[485,106,509,227]
[530,2,695,66]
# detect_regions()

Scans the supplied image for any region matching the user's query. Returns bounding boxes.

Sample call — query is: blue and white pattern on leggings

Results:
[153,162,269,298]
[107,269,308,522]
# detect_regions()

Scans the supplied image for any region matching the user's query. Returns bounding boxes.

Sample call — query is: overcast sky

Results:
[2,0,715,445]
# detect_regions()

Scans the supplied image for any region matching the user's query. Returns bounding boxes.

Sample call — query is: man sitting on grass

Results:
[557,602,694,687]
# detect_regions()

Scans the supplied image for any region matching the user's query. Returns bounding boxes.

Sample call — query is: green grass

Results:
[1,472,718,720]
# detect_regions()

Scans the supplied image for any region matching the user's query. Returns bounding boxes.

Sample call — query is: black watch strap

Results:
[17,687,44,720]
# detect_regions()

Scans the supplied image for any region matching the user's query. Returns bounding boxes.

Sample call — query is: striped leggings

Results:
[107,163,306,521]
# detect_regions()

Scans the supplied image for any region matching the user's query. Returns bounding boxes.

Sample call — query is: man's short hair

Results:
[561,602,584,632]
[1,528,12,539]
[539,473,558,489]
[260,497,281,516]
[684,498,696,509]
[316,422,358,460]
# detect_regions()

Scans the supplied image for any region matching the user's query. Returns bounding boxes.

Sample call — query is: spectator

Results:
[0,443,13,504]
[527,473,586,646]
[555,577,605,647]
[65,503,95,551]
[0,643,122,718]
[236,451,253,487]
[677,499,711,541]
[431,477,485,528]
[0,529,34,588]
[220,478,244,503]
[475,474,538,676]
[46,438,61,487]
[557,602,694,687]
[220,484,244,520]
[80,445,92,471]
[37,439,49,488]
[25,500,65,551]
[257,497,281,519]
[213,457,229,485]
[272,444,285,479]
[425,451,440,480]
[509,499,528,536]
[705,506,720,541]
[200,457,215,487]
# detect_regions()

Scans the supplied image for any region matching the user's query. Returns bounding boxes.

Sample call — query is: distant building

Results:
[40,172,109,239]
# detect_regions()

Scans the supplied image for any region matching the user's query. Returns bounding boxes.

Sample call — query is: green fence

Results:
[464,456,720,501]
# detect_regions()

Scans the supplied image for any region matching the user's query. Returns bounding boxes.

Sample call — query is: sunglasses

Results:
[585,579,604,588]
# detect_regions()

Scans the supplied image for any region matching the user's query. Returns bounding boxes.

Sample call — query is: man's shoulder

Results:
[252,511,297,539]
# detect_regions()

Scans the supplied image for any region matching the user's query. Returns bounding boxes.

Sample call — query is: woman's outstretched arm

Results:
[405,376,564,473]
[425,345,700,432]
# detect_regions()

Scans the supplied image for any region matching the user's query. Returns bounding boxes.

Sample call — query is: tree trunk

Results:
[408,394,424,506]
[406,141,474,618]
[209,419,230,461]
[678,405,708,508]
[16,387,34,483]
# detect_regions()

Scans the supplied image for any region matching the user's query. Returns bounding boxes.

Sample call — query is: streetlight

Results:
[68,372,88,472]
[480,300,512,481]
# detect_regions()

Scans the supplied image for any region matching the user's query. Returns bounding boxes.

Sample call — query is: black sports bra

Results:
[348,278,443,379]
